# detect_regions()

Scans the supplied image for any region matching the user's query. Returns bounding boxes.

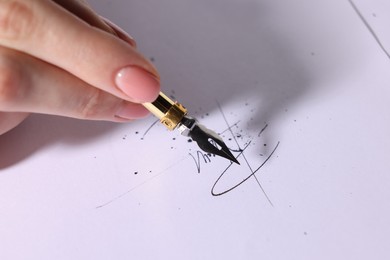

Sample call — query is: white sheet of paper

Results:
[1,0,390,259]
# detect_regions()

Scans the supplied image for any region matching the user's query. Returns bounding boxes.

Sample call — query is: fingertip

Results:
[115,66,160,103]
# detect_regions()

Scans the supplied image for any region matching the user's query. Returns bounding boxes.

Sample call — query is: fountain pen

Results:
[143,92,239,164]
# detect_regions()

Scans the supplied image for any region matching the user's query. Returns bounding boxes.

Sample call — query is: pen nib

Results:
[189,123,240,165]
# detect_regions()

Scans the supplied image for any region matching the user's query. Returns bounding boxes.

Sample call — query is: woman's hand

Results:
[0,0,160,135]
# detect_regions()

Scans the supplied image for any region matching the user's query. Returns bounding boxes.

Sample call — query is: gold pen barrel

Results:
[143,92,187,130]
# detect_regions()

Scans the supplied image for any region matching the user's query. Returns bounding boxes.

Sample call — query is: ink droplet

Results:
[172,137,176,140]
[135,131,139,134]
[187,139,193,143]
[264,144,267,147]
[134,171,138,175]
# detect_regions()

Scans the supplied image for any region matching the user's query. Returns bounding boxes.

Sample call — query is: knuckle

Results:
[78,89,106,119]
[0,55,24,109]
[0,0,36,41]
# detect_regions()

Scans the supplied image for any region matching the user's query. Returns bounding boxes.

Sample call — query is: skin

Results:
[0,0,161,135]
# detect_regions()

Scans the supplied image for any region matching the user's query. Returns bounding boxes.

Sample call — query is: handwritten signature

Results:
[187,102,280,205]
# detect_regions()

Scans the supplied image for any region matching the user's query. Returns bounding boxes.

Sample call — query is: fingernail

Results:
[115,102,150,120]
[116,66,160,103]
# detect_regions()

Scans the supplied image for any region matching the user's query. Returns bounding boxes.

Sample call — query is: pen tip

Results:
[232,157,240,165]
[189,123,240,165]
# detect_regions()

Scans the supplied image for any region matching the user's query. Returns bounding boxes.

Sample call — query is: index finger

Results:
[0,0,160,103]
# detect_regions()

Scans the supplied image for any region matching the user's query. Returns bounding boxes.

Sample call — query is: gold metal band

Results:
[143,92,187,130]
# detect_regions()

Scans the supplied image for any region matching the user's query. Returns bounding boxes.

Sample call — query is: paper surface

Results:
[1,0,390,259]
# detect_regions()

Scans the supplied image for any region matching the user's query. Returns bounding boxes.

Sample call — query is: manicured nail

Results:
[116,66,160,103]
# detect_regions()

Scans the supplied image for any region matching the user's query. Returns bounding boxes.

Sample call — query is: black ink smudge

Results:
[258,124,268,137]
